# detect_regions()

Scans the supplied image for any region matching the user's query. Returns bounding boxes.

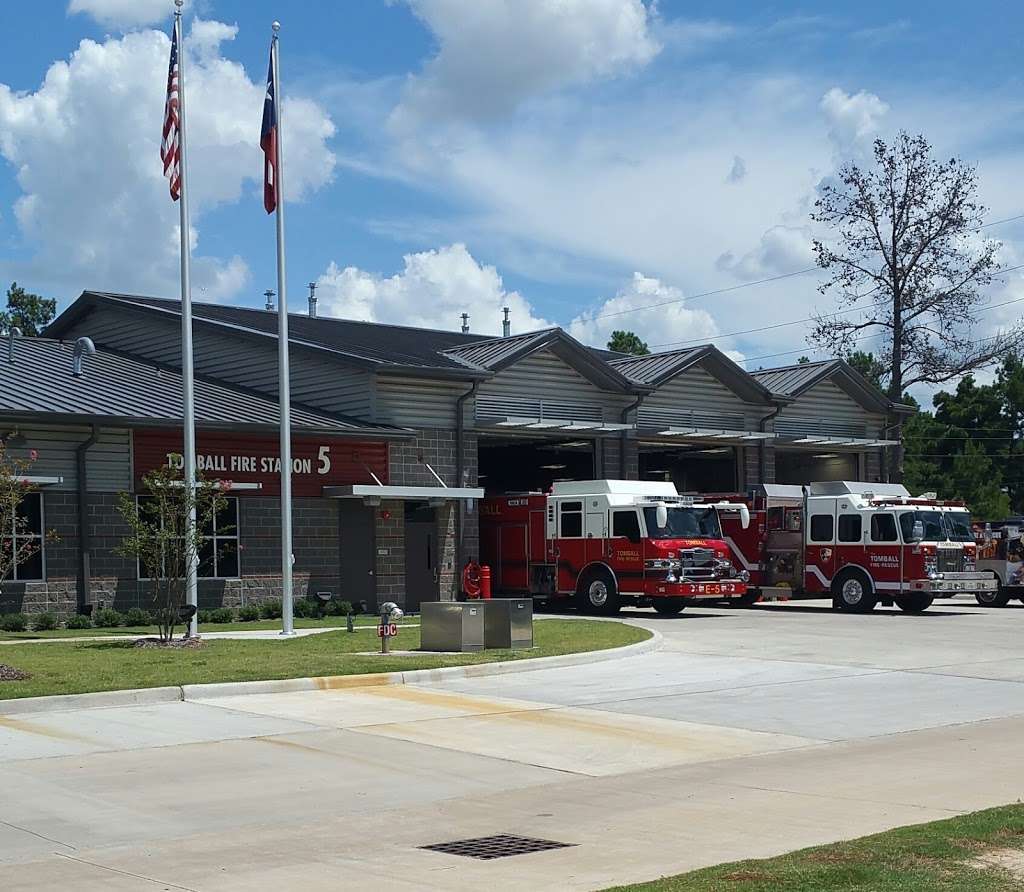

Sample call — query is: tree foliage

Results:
[608,330,650,356]
[809,132,1021,399]
[116,461,227,642]
[845,351,887,391]
[2,283,57,337]
[903,352,1024,517]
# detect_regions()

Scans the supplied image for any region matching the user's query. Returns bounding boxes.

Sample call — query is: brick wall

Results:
[374,499,405,604]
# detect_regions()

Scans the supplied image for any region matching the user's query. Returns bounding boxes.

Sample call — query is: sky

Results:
[2,0,1023,399]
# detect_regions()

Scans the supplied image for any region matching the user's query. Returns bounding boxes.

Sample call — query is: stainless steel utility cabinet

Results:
[484,599,534,649]
[420,602,486,652]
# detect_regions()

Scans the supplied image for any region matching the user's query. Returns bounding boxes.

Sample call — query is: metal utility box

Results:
[420,602,486,652]
[484,598,534,649]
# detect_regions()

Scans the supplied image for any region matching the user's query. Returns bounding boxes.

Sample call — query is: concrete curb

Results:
[0,686,183,716]
[0,627,661,714]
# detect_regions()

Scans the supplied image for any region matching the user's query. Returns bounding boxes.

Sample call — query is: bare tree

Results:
[116,460,227,643]
[810,132,1022,400]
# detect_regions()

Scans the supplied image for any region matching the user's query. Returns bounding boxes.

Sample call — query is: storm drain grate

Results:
[421,834,574,860]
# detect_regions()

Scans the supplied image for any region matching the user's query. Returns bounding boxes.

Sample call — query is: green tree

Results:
[845,350,887,391]
[608,330,649,356]
[995,352,1024,512]
[0,440,45,587]
[116,460,227,642]
[1,283,57,337]
[796,356,811,364]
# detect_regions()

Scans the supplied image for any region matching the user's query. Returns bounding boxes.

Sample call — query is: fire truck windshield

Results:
[900,510,974,543]
[643,506,722,539]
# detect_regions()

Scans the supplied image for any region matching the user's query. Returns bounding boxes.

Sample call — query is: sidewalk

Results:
[0,624,419,646]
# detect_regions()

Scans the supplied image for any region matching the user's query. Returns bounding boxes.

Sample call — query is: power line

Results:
[590,211,1024,326]
[738,294,1024,366]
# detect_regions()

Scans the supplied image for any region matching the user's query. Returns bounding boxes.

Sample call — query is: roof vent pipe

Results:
[502,307,510,337]
[7,326,21,363]
[264,289,276,311]
[72,337,96,378]
[461,313,469,334]
[307,282,318,318]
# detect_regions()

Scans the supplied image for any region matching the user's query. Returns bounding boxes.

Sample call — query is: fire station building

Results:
[0,290,913,616]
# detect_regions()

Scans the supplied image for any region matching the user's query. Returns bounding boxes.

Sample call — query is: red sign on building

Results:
[133,430,389,497]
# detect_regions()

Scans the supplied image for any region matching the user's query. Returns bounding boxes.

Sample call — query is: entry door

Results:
[404,504,439,611]
[339,501,376,611]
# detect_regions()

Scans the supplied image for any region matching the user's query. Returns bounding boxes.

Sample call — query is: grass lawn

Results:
[0,618,649,700]
[0,616,386,640]
[606,804,1024,891]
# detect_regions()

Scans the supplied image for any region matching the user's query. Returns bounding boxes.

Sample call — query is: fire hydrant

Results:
[378,601,404,654]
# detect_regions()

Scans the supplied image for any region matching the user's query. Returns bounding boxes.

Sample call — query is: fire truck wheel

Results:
[576,569,621,616]
[975,588,1011,607]
[895,593,934,613]
[832,569,877,613]
[653,598,686,616]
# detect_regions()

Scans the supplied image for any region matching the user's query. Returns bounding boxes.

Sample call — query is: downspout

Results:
[455,381,480,593]
[76,425,101,614]
[620,393,645,479]
[759,403,783,485]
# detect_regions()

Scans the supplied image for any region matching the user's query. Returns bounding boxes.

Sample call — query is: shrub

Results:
[293,598,318,618]
[92,607,124,628]
[326,599,353,617]
[0,613,29,632]
[197,609,214,624]
[124,607,153,627]
[65,613,93,630]
[209,607,235,624]
[237,605,260,622]
[259,599,283,619]
[32,612,58,631]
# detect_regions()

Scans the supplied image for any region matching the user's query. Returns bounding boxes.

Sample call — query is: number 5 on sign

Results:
[317,445,331,475]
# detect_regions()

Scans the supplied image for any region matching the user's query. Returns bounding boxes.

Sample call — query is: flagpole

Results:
[271,21,294,636]
[175,0,200,637]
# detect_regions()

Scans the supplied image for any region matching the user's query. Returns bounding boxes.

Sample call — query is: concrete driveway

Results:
[2,598,1023,890]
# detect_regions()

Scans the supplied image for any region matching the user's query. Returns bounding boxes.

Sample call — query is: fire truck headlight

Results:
[739,569,750,583]
[964,554,976,571]
[665,571,678,584]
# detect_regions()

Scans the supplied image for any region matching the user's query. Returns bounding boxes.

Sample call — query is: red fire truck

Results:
[975,518,1024,607]
[718,481,999,613]
[479,480,751,615]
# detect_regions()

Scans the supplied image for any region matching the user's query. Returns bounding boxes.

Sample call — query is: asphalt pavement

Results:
[1,597,1023,890]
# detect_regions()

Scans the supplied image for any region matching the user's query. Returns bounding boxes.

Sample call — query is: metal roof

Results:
[443,330,555,368]
[0,338,410,437]
[750,359,915,415]
[52,292,496,377]
[609,347,707,384]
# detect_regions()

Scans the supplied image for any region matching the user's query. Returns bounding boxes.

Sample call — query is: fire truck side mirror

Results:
[739,505,750,530]
[655,504,668,529]
[912,520,925,541]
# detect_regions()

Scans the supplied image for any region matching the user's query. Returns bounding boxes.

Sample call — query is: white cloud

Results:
[820,86,889,157]
[726,155,747,183]
[568,272,722,353]
[315,243,552,335]
[68,0,187,29]
[394,0,659,125]
[0,23,335,301]
[716,225,815,279]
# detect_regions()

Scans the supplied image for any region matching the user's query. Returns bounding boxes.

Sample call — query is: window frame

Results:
[612,510,642,543]
[809,513,834,543]
[559,500,584,538]
[837,513,863,543]
[870,512,899,543]
[2,491,45,582]
[136,495,241,581]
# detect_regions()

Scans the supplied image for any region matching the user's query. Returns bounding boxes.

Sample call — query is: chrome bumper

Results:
[909,575,999,594]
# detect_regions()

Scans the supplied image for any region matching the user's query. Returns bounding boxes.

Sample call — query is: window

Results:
[809,514,834,542]
[642,506,722,539]
[612,510,641,542]
[2,492,44,581]
[900,511,943,543]
[838,514,862,543]
[137,496,240,580]
[559,501,583,538]
[871,513,899,542]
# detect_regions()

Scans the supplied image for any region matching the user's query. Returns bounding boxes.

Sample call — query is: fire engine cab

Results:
[719,481,999,613]
[975,518,1024,607]
[479,480,751,616]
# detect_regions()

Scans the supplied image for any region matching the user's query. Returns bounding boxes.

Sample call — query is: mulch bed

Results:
[0,663,31,681]
[132,637,206,649]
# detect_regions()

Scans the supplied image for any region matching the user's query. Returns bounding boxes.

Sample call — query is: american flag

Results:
[261,50,278,214]
[161,22,181,201]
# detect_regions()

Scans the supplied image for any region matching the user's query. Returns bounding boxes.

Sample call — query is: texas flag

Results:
[260,52,278,214]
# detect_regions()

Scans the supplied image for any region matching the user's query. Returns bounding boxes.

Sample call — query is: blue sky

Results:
[2,1,1023,382]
